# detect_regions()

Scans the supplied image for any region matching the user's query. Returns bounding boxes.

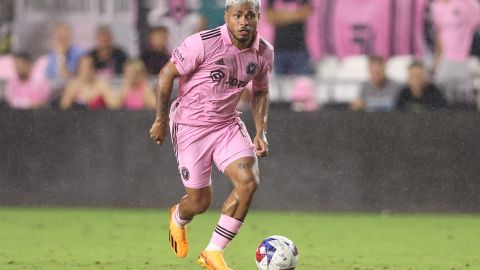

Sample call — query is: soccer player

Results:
[149,0,273,269]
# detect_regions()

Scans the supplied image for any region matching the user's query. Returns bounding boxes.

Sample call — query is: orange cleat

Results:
[168,205,188,258]
[197,250,233,270]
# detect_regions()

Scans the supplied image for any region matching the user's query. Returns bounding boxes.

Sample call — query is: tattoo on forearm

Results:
[158,91,169,115]
[237,162,254,169]
[252,91,269,135]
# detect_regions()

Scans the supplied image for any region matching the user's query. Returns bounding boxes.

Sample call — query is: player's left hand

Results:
[254,133,269,157]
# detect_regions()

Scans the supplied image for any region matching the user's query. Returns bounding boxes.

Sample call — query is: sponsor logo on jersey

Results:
[174,49,184,62]
[210,69,248,88]
[210,69,226,82]
[225,77,248,88]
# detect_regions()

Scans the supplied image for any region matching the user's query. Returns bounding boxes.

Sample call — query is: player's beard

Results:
[232,28,253,45]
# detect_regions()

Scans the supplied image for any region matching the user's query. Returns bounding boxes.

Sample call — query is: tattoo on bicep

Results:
[237,162,254,169]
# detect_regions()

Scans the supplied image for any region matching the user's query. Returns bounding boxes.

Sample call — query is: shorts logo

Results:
[210,69,226,82]
[246,62,257,76]
[181,167,190,181]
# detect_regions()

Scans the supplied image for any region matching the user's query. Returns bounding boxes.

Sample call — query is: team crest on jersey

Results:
[246,62,257,75]
[181,167,190,181]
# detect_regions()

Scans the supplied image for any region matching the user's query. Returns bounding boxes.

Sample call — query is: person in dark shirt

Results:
[265,0,317,111]
[396,61,447,112]
[88,25,128,78]
[140,26,170,76]
[265,0,312,75]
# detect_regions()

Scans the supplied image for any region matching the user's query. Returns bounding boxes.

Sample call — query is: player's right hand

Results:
[149,118,167,145]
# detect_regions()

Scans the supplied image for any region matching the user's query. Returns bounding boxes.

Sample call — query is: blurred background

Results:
[1,0,480,213]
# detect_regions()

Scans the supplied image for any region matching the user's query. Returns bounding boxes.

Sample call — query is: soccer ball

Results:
[255,235,299,270]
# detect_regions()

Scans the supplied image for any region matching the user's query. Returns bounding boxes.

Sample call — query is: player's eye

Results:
[234,13,241,19]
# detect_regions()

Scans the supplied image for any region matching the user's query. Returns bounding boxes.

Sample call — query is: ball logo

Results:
[210,69,226,82]
[181,167,190,181]
[246,62,257,75]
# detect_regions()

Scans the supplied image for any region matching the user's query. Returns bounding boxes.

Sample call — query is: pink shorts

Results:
[169,119,256,189]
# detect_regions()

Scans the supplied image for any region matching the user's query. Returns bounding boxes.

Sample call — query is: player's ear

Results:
[224,8,228,23]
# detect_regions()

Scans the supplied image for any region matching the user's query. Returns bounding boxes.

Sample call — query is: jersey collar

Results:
[220,24,260,51]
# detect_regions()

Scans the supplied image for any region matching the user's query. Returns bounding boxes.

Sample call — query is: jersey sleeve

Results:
[252,51,274,92]
[171,34,205,76]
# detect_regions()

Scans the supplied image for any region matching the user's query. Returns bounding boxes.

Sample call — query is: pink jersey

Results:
[6,77,49,109]
[170,24,274,126]
[432,0,480,62]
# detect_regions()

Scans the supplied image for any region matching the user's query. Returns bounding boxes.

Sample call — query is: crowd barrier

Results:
[1,109,480,212]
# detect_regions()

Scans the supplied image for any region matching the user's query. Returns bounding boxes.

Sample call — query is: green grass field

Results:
[0,208,479,270]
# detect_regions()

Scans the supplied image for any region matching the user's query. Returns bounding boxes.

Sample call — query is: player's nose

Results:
[239,16,249,26]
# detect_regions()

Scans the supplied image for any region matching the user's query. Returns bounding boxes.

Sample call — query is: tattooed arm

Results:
[251,90,270,157]
[149,61,180,145]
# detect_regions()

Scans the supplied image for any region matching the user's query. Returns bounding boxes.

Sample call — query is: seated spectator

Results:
[140,26,170,76]
[88,25,128,78]
[60,56,116,110]
[5,52,49,109]
[350,56,401,112]
[115,59,156,110]
[46,22,84,82]
[396,61,447,112]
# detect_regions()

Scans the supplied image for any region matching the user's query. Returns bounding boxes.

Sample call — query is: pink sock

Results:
[173,205,191,228]
[208,215,243,250]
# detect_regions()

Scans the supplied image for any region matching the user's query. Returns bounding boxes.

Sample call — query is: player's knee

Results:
[192,196,211,214]
[237,174,259,195]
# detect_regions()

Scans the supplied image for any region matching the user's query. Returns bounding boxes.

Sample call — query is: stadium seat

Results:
[467,56,480,77]
[386,55,414,83]
[335,55,369,81]
[331,82,362,103]
[315,56,339,81]
[330,55,368,102]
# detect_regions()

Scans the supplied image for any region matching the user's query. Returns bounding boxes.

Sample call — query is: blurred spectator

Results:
[140,26,170,76]
[265,0,312,75]
[290,77,318,111]
[265,0,316,111]
[60,56,115,110]
[115,59,156,110]
[431,0,480,84]
[396,61,447,112]
[88,25,128,78]
[147,0,204,51]
[350,56,401,112]
[5,52,49,109]
[46,22,84,81]
[199,0,225,29]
